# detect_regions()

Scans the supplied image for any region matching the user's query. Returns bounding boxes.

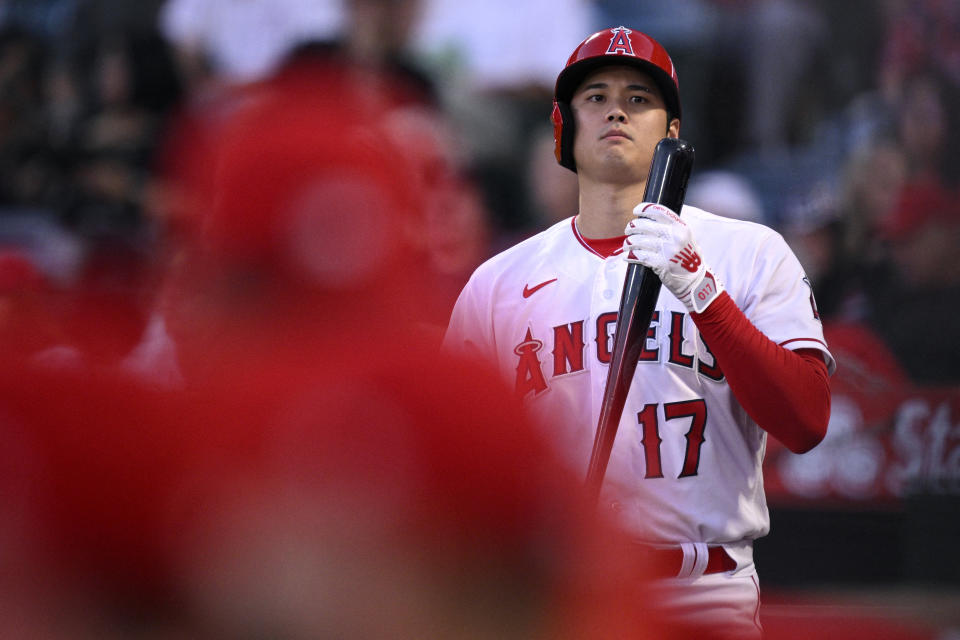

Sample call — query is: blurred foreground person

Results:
[0,58,692,639]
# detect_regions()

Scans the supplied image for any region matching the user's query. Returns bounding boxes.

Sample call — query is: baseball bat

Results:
[585,137,695,505]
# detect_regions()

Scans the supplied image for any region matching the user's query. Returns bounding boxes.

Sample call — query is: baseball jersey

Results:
[443,205,836,546]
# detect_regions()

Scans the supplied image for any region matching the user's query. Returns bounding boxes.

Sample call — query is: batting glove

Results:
[623,202,724,314]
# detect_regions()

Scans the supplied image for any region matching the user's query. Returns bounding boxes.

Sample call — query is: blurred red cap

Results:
[167,61,426,292]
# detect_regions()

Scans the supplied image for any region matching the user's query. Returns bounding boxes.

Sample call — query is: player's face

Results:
[571,66,679,183]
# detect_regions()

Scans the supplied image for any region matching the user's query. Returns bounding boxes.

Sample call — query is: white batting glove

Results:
[623,202,724,314]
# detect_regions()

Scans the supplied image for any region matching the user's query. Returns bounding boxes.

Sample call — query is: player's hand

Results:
[623,202,724,313]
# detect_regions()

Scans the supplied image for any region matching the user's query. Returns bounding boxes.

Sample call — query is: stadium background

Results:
[0,0,957,637]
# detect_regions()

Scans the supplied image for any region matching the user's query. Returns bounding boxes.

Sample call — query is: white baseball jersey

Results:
[444,205,835,548]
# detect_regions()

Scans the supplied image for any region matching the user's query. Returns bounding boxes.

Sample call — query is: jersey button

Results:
[603,289,614,299]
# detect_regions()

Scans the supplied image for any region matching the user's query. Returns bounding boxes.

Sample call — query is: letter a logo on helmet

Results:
[606,27,635,56]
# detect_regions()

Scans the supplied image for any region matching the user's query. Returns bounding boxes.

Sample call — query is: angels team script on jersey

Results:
[513,309,723,399]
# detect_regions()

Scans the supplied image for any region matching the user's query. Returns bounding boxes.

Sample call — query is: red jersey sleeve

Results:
[691,292,831,453]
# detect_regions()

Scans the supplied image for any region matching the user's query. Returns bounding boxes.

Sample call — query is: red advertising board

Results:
[763,323,960,505]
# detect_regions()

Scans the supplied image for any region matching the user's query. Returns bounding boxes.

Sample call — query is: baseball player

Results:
[443,26,835,637]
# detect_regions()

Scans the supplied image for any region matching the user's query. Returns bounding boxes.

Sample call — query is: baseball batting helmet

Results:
[551,26,681,172]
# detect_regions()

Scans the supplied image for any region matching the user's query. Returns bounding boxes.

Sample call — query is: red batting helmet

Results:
[551,26,681,172]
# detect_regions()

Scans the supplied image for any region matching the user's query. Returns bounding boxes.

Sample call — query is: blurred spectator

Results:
[867,180,960,385]
[836,140,908,283]
[62,32,181,238]
[792,136,935,315]
[880,181,960,287]
[412,0,593,93]
[685,170,766,224]
[780,178,845,319]
[336,0,432,99]
[158,0,342,91]
[878,0,960,100]
[894,72,954,186]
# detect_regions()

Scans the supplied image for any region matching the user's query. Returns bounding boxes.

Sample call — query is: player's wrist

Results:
[681,268,724,314]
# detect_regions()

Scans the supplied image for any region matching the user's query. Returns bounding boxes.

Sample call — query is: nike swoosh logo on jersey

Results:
[522,278,558,298]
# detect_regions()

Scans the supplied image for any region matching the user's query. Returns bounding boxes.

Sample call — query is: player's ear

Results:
[666,117,680,139]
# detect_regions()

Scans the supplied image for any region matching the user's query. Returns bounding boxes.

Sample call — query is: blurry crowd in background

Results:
[0,0,958,638]
[1,0,959,383]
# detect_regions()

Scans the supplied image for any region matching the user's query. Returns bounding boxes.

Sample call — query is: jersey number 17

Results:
[637,399,707,478]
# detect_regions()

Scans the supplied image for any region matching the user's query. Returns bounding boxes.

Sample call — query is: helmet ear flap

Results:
[551,100,577,173]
